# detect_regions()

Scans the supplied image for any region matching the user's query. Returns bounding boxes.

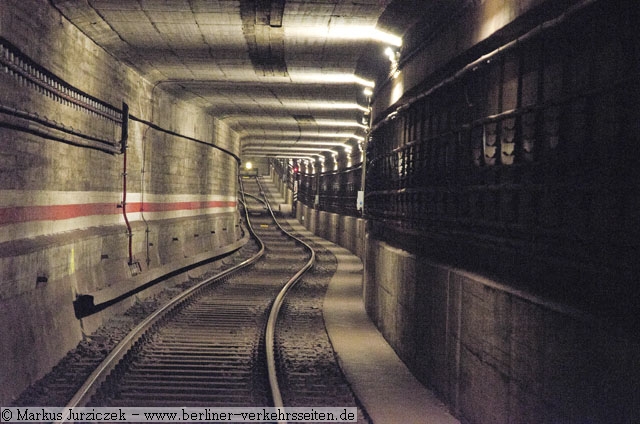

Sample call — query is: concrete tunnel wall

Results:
[274,174,639,424]
[0,2,242,403]
[0,0,637,421]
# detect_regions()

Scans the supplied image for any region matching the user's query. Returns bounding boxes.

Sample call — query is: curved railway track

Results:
[55,177,315,418]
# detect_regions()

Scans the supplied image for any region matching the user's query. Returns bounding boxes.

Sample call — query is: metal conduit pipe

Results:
[372,0,599,132]
[2,38,244,271]
[128,114,241,165]
[118,103,136,268]
[0,105,120,153]
[138,81,165,268]
[122,96,241,269]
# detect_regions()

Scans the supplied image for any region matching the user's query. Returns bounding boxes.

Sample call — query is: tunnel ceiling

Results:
[50,0,411,160]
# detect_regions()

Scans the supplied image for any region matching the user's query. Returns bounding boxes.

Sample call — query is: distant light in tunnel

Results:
[245,162,253,170]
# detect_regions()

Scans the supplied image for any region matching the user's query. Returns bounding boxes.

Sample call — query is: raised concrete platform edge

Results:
[286,219,459,424]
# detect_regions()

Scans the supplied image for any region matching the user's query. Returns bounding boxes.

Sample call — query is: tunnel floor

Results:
[11,179,459,424]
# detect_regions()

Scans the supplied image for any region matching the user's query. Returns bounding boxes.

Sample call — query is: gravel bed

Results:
[12,216,372,423]
[11,240,259,407]
[275,228,371,424]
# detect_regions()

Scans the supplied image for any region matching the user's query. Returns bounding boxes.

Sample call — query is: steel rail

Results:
[57,178,312,422]
[257,176,316,423]
[55,179,265,422]
[240,190,269,207]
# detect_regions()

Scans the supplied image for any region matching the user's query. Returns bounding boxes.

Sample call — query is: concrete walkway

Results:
[285,219,459,424]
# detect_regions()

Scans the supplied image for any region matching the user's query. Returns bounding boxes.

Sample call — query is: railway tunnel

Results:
[0,0,639,422]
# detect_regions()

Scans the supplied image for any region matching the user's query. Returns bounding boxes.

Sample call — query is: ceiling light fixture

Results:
[290,73,374,88]
[285,26,402,47]
[371,29,403,47]
[227,117,368,130]
[273,155,316,160]
[309,102,368,112]
[242,147,333,153]
[241,100,369,112]
[385,47,400,63]
[242,141,350,149]
[244,132,363,139]
[314,119,368,129]
[353,76,376,88]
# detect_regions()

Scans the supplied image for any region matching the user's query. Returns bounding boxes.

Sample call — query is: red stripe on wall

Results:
[0,204,118,224]
[128,201,237,212]
[0,201,237,225]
